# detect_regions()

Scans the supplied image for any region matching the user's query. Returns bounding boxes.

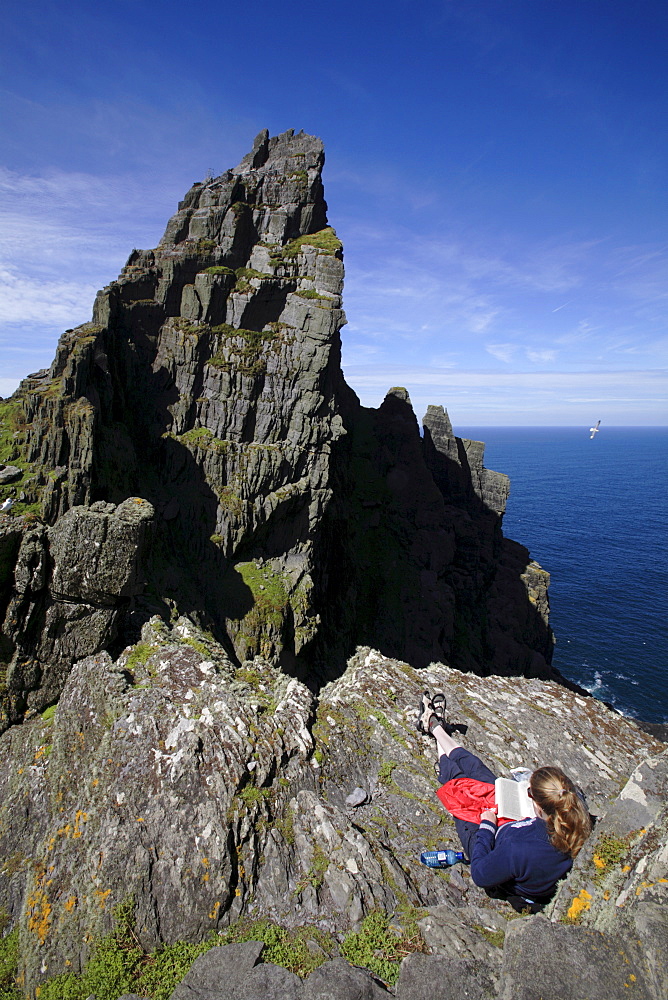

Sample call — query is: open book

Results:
[495,777,533,821]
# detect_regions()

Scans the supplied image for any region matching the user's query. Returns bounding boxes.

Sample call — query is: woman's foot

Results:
[431,692,446,726]
[416,691,446,736]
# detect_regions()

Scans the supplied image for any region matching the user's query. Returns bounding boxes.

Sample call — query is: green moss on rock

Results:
[277,227,342,259]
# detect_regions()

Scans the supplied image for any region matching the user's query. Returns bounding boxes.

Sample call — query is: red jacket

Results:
[436,777,513,826]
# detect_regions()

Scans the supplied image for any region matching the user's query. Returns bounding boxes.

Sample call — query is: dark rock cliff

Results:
[1,129,557,732]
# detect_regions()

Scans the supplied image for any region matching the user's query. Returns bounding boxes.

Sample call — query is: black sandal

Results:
[431,692,446,726]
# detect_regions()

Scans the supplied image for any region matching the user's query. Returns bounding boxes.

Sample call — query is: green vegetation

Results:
[211,323,276,347]
[229,561,295,660]
[0,927,21,1000]
[294,845,329,895]
[201,266,234,276]
[474,924,505,948]
[236,562,289,632]
[591,833,632,883]
[232,267,266,294]
[234,267,268,283]
[176,427,214,445]
[174,427,229,453]
[40,705,57,722]
[0,900,426,998]
[279,227,342,259]
[233,662,278,713]
[180,636,213,659]
[124,643,161,678]
[217,487,244,516]
[219,919,335,978]
[35,900,215,1000]
[238,783,272,808]
[274,803,296,846]
[340,910,425,986]
[378,762,396,785]
[295,289,329,300]
[207,323,278,377]
[0,400,27,463]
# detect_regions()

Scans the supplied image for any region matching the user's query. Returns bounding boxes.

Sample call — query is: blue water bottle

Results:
[420,849,465,868]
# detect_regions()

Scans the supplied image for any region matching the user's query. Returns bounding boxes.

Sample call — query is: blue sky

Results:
[1,0,666,425]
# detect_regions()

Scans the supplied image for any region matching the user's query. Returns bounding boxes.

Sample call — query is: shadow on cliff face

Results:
[71,322,248,664]
[310,390,562,687]
[85,330,321,675]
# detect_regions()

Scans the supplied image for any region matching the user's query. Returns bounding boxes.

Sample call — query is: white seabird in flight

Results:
[589,420,601,440]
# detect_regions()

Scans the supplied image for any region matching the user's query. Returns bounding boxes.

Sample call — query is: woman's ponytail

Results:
[529,766,592,858]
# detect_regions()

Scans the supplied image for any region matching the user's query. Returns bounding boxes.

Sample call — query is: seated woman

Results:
[418,692,592,912]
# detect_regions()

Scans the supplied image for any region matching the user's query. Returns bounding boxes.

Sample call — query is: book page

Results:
[495,777,533,821]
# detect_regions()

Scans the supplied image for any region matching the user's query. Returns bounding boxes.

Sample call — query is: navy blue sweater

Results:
[471,816,572,900]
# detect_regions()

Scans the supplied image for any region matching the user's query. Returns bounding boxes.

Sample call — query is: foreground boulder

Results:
[1,498,154,729]
[0,641,663,994]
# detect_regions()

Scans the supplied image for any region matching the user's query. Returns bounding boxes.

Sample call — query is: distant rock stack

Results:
[1,129,560,732]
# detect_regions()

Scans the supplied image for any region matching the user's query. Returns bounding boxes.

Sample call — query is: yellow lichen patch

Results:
[27,882,52,945]
[208,900,221,920]
[566,889,592,923]
[593,854,607,869]
[603,890,611,900]
[635,879,663,896]
[73,811,89,838]
[93,888,111,909]
[622,865,632,872]
[64,896,77,912]
[136,817,145,823]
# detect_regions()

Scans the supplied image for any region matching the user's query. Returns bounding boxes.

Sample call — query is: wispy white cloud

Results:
[342,365,668,425]
[340,209,668,387]
[486,343,517,363]
[0,164,179,383]
[0,266,97,325]
[525,348,557,364]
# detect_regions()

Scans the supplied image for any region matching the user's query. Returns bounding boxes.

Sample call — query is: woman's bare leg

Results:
[432,722,463,758]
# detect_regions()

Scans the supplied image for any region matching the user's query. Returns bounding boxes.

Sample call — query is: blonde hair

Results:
[529,766,592,858]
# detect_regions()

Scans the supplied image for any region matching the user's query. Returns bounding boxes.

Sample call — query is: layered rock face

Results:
[0,129,557,727]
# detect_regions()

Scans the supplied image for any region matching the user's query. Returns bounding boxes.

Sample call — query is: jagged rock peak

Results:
[159,128,328,249]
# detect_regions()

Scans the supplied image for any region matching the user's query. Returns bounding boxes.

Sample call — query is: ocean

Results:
[458,426,668,725]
